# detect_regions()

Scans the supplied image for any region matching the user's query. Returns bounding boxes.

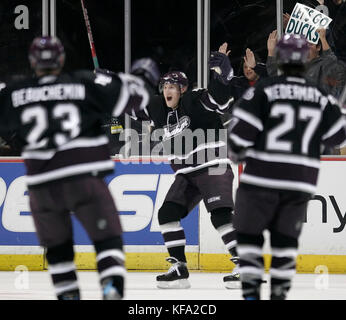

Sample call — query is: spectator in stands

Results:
[266,28,346,99]
[0,134,21,156]
[314,0,346,60]
[328,0,346,99]
[216,43,268,125]
[218,43,267,102]
[329,0,346,63]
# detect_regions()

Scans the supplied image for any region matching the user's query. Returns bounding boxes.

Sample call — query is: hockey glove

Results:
[209,51,233,85]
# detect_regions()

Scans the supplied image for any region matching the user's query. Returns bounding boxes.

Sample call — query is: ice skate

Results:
[102,277,122,300]
[223,256,241,289]
[156,257,191,289]
[58,289,80,300]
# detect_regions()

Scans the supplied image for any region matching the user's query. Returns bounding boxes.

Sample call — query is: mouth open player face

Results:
[163,83,183,109]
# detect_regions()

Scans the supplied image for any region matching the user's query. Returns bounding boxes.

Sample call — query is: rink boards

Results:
[0,157,346,273]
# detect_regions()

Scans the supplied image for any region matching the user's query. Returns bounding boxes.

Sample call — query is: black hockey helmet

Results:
[28,36,65,71]
[131,57,160,88]
[275,33,310,67]
[159,71,189,93]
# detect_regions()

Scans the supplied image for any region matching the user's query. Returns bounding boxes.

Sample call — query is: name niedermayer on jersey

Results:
[264,83,328,106]
[11,84,86,107]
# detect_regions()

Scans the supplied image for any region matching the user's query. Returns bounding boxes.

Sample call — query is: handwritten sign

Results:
[285,3,332,44]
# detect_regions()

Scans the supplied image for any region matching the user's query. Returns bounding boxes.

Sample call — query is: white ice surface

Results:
[0,271,344,300]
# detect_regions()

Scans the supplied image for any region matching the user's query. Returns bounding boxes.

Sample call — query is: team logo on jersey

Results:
[243,87,255,100]
[162,115,191,141]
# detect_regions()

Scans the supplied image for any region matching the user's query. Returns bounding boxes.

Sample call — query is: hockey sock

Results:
[46,239,79,299]
[94,236,126,297]
[210,208,237,260]
[236,232,265,300]
[270,231,298,300]
[158,202,188,263]
[160,221,187,263]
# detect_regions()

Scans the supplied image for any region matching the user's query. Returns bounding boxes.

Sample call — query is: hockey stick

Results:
[80,0,100,69]
[339,83,346,113]
[223,119,232,127]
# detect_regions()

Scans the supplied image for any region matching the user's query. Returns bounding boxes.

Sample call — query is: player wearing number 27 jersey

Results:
[228,34,346,300]
[229,76,346,194]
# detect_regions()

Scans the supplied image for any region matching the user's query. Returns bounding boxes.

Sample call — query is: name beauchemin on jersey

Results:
[11,84,86,107]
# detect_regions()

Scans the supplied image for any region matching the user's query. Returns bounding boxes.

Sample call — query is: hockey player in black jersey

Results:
[137,44,239,289]
[228,34,346,300]
[0,36,159,300]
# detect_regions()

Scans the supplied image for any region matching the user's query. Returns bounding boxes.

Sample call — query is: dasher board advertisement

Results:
[0,159,199,246]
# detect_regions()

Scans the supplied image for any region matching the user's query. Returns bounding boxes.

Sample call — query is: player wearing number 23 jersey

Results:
[0,66,150,187]
[0,36,159,300]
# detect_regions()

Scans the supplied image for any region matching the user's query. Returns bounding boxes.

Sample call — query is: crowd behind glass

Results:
[0,0,345,156]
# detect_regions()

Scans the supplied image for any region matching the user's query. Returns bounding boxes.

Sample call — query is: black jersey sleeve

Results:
[228,86,266,159]
[253,62,268,78]
[132,95,163,125]
[84,71,151,119]
[320,95,346,148]
[196,74,234,114]
[113,73,151,118]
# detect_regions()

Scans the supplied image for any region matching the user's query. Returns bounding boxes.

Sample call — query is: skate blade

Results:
[103,283,122,300]
[157,279,191,289]
[103,290,122,300]
[224,281,241,289]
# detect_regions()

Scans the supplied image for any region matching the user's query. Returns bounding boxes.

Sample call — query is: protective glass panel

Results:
[56,0,124,72]
[131,0,197,88]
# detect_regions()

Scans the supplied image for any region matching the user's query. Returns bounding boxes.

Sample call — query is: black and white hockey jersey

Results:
[228,75,346,195]
[0,70,150,187]
[143,74,234,174]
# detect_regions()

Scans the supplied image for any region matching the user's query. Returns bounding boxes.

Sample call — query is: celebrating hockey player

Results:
[136,43,239,289]
[228,34,346,300]
[0,36,159,300]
